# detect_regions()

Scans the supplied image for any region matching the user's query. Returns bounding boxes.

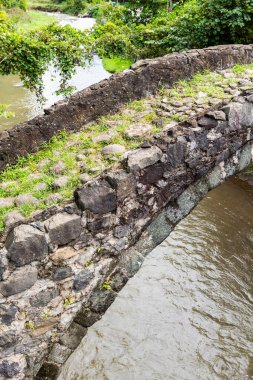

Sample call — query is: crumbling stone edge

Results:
[0,89,253,379]
[1,44,253,171]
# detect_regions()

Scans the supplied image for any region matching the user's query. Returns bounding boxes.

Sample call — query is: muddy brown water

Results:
[58,176,253,380]
[0,13,110,132]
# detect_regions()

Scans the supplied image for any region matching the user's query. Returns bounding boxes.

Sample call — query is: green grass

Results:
[0,100,160,231]
[7,9,56,33]
[102,56,133,74]
[232,63,253,75]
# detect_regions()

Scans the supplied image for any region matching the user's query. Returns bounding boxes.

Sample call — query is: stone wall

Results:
[0,87,253,379]
[1,45,253,171]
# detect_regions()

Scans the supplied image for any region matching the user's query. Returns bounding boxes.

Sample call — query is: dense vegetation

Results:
[0,0,253,117]
[91,0,253,62]
[0,0,93,117]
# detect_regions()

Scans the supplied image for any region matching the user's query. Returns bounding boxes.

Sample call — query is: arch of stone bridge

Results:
[36,140,253,380]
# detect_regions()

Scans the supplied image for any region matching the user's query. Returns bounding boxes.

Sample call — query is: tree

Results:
[0,0,95,118]
[0,5,94,115]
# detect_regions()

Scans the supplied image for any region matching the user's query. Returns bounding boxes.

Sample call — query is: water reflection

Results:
[59,177,253,380]
[0,13,110,131]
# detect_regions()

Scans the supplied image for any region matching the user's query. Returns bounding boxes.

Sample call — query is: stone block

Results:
[6,224,48,267]
[226,101,253,130]
[238,142,252,171]
[102,144,126,156]
[30,287,59,308]
[73,269,94,291]
[167,141,187,168]
[50,247,77,263]
[0,354,26,379]
[106,171,136,202]
[127,146,163,172]
[53,267,73,282]
[89,289,117,314]
[206,110,226,121]
[198,116,218,129]
[74,183,117,214]
[147,210,173,246]
[207,166,224,190]
[140,162,165,185]
[48,343,72,365]
[0,330,19,348]
[0,305,17,326]
[166,205,183,225]
[118,248,144,279]
[60,322,87,350]
[74,308,101,328]
[0,266,38,297]
[45,213,81,246]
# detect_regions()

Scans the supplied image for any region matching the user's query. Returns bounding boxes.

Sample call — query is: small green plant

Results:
[96,245,104,254]
[101,281,112,291]
[159,85,167,96]
[24,320,35,330]
[84,259,94,268]
[41,312,51,319]
[63,295,75,308]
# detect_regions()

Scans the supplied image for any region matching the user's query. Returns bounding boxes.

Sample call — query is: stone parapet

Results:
[1,45,253,170]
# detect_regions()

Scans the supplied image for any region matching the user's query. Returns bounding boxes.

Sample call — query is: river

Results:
[0,12,110,132]
[58,176,253,380]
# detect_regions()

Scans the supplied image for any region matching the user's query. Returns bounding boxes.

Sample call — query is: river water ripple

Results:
[59,177,253,380]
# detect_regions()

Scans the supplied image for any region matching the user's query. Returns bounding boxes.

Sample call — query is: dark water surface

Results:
[59,177,253,380]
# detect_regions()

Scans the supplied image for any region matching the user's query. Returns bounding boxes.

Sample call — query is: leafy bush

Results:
[91,0,253,61]
[0,23,93,96]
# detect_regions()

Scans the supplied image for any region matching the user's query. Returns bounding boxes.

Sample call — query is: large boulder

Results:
[45,213,81,246]
[5,225,48,267]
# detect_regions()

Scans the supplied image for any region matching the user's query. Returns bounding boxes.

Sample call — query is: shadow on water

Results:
[58,176,253,380]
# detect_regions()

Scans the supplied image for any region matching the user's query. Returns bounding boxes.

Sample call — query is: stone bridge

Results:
[0,45,253,380]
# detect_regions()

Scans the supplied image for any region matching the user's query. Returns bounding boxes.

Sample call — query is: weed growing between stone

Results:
[1,63,253,232]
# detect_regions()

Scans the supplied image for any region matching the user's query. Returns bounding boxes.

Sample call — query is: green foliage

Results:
[0,0,27,11]
[102,56,133,73]
[90,0,253,61]
[28,0,93,15]
[63,295,75,307]
[0,22,93,97]
[100,281,112,290]
[0,9,7,21]
[0,0,94,102]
